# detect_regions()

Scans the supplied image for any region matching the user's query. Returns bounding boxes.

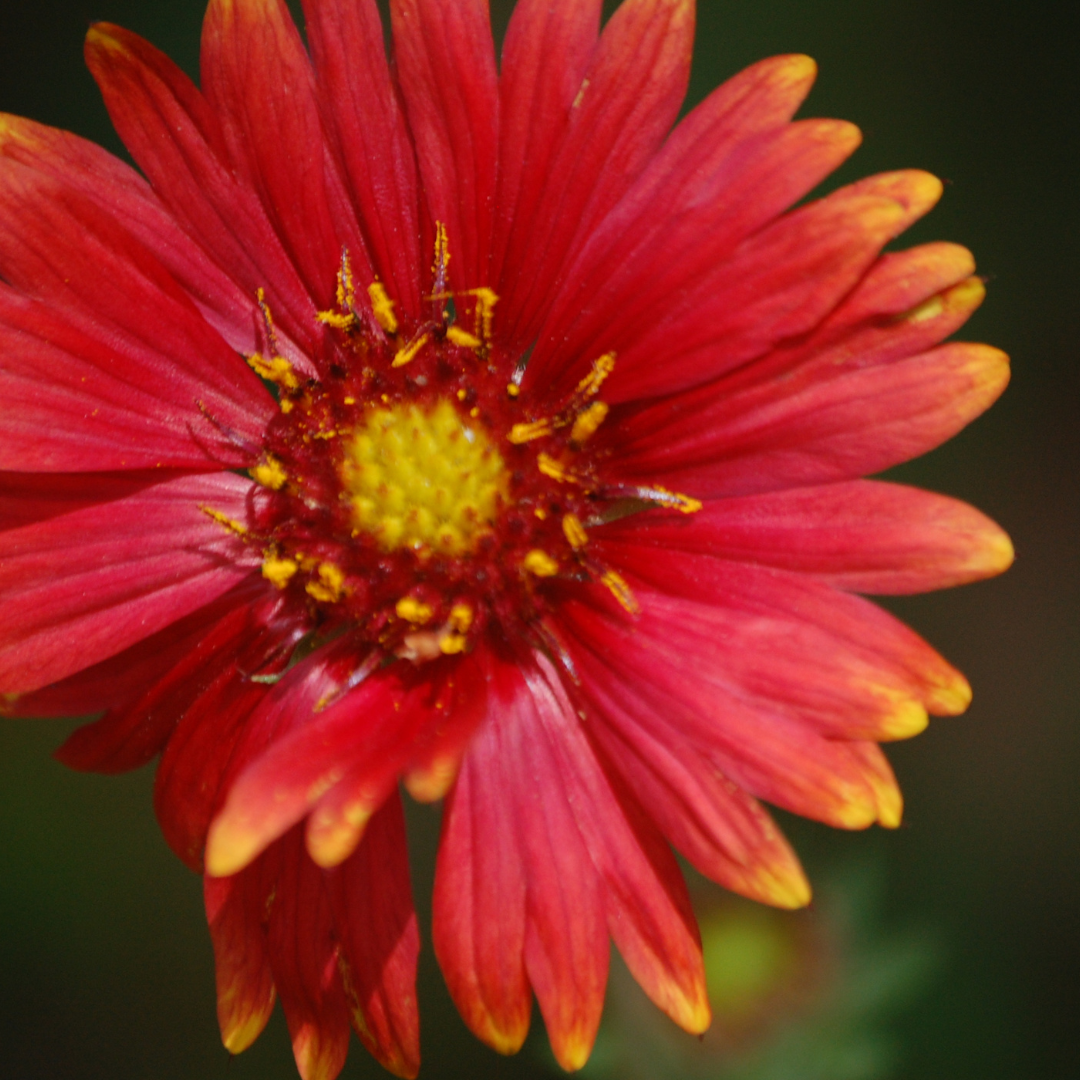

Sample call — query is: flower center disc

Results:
[342,398,508,557]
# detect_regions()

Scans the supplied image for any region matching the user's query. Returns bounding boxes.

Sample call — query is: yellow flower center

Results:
[342,399,508,556]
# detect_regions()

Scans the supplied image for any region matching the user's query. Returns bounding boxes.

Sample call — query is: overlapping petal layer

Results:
[0,1,1011,1078]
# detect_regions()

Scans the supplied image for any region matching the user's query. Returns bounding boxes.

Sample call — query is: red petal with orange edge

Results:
[503,669,608,1072]
[201,0,372,311]
[391,0,498,289]
[601,480,1013,595]
[591,549,971,719]
[525,57,844,393]
[203,638,372,877]
[204,859,277,1055]
[0,472,257,695]
[490,0,602,288]
[568,660,810,908]
[266,831,352,1080]
[611,340,1009,498]
[530,653,710,1036]
[301,0,422,315]
[433,652,530,1056]
[85,23,320,360]
[499,0,694,349]
[305,655,489,867]
[597,170,943,404]
[603,240,992,494]
[327,795,420,1078]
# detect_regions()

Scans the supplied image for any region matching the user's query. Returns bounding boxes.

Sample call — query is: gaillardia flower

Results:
[0,0,1011,1077]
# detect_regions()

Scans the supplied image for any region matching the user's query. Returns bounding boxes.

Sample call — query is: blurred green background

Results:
[1,0,1076,1077]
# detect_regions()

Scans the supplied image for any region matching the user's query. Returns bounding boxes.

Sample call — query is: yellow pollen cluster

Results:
[342,399,508,556]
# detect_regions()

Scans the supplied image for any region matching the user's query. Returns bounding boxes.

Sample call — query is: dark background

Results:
[1,1,1077,1077]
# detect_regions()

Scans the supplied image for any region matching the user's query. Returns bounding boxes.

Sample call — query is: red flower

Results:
[0,0,1011,1077]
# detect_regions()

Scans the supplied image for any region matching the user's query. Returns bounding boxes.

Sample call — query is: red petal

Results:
[306,655,488,867]
[265,831,352,1080]
[432,661,531,1055]
[620,340,1008,497]
[602,480,1012,595]
[604,243,995,494]
[301,0,422,315]
[490,0,602,288]
[0,169,273,468]
[52,585,284,778]
[601,170,944,404]
[0,472,258,694]
[594,547,972,721]
[498,0,694,348]
[326,795,421,1078]
[390,0,499,289]
[204,859,277,1054]
[500,667,608,1071]
[571,662,810,908]
[557,584,895,830]
[9,577,266,720]
[202,638,369,876]
[85,23,321,361]
[529,654,710,1036]
[200,0,372,311]
[524,56,842,395]
[0,113,261,357]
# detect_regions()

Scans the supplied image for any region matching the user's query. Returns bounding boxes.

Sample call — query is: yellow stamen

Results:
[438,633,468,655]
[446,325,482,350]
[338,252,356,309]
[508,419,552,444]
[368,280,399,334]
[576,352,616,397]
[392,332,430,368]
[537,453,573,483]
[251,455,288,490]
[306,562,346,603]
[637,485,703,514]
[601,569,640,615]
[469,287,499,344]
[506,383,520,398]
[570,401,609,444]
[262,555,298,589]
[562,513,588,550]
[316,309,356,331]
[433,222,451,277]
[449,603,474,633]
[246,352,299,390]
[396,596,434,624]
[523,550,559,577]
[200,506,248,537]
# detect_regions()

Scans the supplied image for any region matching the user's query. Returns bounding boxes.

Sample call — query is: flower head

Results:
[0,0,1011,1077]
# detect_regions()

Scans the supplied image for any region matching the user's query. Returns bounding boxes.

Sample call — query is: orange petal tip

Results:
[550,1032,594,1073]
[222,1008,273,1056]
[403,755,460,802]
[877,694,931,741]
[305,815,368,869]
[975,526,1016,578]
[204,817,262,879]
[927,668,973,717]
[758,863,813,910]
